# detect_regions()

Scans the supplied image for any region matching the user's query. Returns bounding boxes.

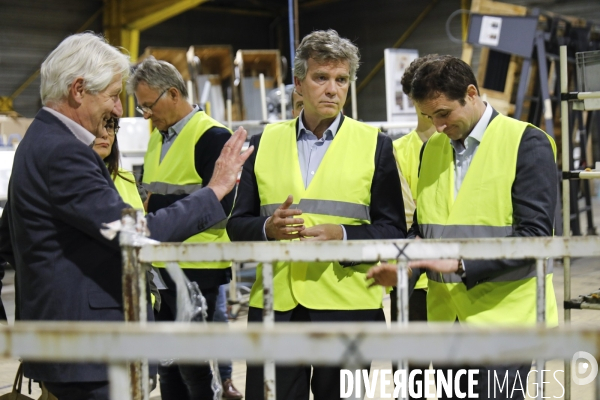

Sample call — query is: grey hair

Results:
[40,32,130,106]
[126,56,188,98]
[293,30,360,82]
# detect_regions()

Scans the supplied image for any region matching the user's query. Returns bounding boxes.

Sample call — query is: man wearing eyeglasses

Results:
[127,56,242,400]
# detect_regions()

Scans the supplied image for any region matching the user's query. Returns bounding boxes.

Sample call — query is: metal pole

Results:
[109,363,133,400]
[226,99,232,130]
[288,0,296,76]
[514,57,531,120]
[293,0,299,50]
[396,260,409,400]
[262,262,276,400]
[535,31,554,138]
[230,262,239,310]
[560,45,572,400]
[280,83,287,120]
[259,73,268,121]
[536,258,546,399]
[120,209,149,400]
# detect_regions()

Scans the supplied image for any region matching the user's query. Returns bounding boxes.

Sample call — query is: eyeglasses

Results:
[107,125,120,137]
[136,89,167,116]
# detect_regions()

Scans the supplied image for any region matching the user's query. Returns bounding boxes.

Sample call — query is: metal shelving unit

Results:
[560,45,600,400]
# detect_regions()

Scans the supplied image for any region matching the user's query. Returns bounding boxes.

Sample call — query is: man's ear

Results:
[168,87,179,102]
[466,84,479,101]
[69,77,85,105]
[294,76,303,96]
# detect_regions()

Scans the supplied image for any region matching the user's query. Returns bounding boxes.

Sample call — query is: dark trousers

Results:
[436,363,532,400]
[391,287,428,399]
[155,284,219,400]
[44,381,109,400]
[245,304,386,400]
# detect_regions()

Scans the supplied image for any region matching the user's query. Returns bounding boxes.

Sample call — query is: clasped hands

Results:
[265,195,343,241]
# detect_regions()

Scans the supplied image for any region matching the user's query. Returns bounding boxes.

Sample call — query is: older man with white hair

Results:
[0,32,251,400]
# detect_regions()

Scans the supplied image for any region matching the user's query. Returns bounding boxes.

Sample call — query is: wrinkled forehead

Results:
[308,57,350,73]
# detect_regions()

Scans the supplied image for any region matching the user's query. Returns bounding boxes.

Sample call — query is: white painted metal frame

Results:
[12,236,600,400]
[560,45,600,400]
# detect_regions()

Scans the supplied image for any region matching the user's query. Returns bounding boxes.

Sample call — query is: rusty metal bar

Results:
[560,44,573,400]
[536,258,546,325]
[119,210,148,400]
[229,262,240,309]
[262,262,276,400]
[535,258,547,399]
[139,236,600,264]
[396,259,409,400]
[5,322,600,365]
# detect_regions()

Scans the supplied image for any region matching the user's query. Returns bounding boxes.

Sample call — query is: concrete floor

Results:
[0,200,599,399]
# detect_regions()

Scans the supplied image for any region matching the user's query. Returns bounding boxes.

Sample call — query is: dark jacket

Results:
[0,109,226,382]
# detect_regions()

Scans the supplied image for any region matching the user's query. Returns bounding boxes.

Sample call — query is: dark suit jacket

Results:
[409,110,557,290]
[0,109,226,382]
[227,115,406,243]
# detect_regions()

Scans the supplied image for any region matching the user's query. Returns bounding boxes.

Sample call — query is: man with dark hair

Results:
[369,56,558,399]
[228,29,405,400]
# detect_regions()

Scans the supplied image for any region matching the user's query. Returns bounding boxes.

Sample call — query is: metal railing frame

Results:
[7,216,600,399]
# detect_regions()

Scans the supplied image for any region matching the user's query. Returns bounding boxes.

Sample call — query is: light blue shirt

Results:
[297,110,341,188]
[159,105,199,162]
[450,102,493,197]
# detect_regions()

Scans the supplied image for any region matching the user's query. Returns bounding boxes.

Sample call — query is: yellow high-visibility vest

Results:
[113,170,143,210]
[417,113,558,326]
[250,117,383,311]
[393,130,428,290]
[142,111,231,270]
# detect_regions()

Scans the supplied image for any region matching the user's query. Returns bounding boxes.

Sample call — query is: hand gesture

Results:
[207,126,254,201]
[366,263,400,287]
[265,195,304,240]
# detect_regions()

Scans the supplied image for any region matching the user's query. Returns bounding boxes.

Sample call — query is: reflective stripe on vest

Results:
[420,224,513,239]
[250,117,381,312]
[417,113,558,326]
[113,169,144,210]
[142,111,232,270]
[260,199,370,221]
[141,182,203,195]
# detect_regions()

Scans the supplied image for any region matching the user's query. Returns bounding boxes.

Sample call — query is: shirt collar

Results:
[160,104,199,140]
[43,106,96,146]
[450,101,492,151]
[297,110,342,140]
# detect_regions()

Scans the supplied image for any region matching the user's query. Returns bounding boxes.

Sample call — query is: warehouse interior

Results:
[2,0,600,399]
